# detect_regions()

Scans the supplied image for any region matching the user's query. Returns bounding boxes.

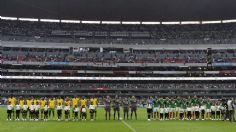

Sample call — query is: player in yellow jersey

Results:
[80,97,87,107]
[34,98,40,105]
[19,97,25,108]
[64,97,71,119]
[27,97,34,107]
[65,97,71,106]
[48,98,56,120]
[56,97,64,106]
[80,97,87,119]
[72,96,79,119]
[8,95,16,118]
[8,96,16,106]
[90,96,98,119]
[72,96,79,107]
[40,97,47,120]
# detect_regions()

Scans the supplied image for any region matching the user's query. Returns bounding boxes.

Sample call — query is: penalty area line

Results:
[121,120,137,132]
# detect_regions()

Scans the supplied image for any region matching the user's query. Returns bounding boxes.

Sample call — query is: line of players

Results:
[146,96,234,121]
[6,95,139,121]
[6,96,98,121]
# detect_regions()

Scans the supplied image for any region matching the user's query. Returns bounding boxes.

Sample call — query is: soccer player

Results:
[153,97,159,120]
[104,96,112,120]
[175,97,182,119]
[113,96,121,120]
[81,105,87,121]
[7,101,13,121]
[159,97,165,120]
[22,102,28,121]
[48,98,56,120]
[15,101,21,121]
[146,99,153,121]
[89,102,95,121]
[80,97,87,119]
[211,101,217,120]
[56,102,63,121]
[165,97,170,120]
[200,97,207,120]
[40,97,47,120]
[73,105,79,121]
[122,97,130,120]
[186,97,193,120]
[130,96,138,120]
[206,98,212,120]
[64,103,70,121]
[170,98,176,120]
[44,102,49,121]
[216,101,221,120]
[29,102,35,121]
[192,96,199,120]
[90,96,98,119]
[34,101,40,121]
[8,96,16,119]
[179,98,186,120]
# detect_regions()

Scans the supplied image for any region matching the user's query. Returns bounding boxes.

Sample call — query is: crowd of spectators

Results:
[1,20,236,44]
[2,47,236,64]
[1,82,236,90]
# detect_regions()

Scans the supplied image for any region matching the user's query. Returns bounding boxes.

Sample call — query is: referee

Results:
[227,98,234,122]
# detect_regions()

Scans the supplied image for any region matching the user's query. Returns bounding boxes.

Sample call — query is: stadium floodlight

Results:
[61,20,81,23]
[18,18,39,22]
[81,21,101,24]
[122,21,141,24]
[40,19,60,23]
[181,21,200,25]
[162,21,180,25]
[222,19,236,23]
[202,20,222,24]
[141,22,161,25]
[0,16,17,20]
[101,21,121,24]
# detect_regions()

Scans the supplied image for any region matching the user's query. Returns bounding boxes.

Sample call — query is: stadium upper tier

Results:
[1,81,236,97]
[2,47,236,64]
[1,20,236,44]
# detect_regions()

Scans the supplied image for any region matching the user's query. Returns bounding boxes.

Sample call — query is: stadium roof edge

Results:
[1,16,236,25]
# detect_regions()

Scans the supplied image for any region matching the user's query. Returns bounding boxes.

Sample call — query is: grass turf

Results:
[0,108,236,132]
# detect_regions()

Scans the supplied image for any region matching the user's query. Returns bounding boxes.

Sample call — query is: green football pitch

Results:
[0,108,236,132]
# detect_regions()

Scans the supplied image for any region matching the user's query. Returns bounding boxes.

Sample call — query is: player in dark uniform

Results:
[130,96,138,120]
[113,96,121,120]
[122,97,130,120]
[104,96,112,120]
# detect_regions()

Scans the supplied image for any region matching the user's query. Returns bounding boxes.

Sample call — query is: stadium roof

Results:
[0,0,236,21]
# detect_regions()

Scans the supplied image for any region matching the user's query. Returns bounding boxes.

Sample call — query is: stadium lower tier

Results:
[1,80,236,97]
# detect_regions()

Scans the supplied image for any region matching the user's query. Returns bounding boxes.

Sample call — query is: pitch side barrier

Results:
[1,76,236,81]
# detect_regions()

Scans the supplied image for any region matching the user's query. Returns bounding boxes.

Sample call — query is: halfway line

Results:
[121,120,137,132]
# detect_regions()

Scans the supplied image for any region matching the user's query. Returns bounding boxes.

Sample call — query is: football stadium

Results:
[1,0,236,132]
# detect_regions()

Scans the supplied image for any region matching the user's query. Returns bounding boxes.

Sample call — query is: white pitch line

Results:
[121,120,137,132]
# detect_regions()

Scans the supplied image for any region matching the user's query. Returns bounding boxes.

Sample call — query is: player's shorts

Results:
[131,107,137,112]
[7,110,12,114]
[175,107,180,112]
[206,109,211,113]
[164,108,169,113]
[179,109,184,113]
[153,107,159,112]
[105,107,111,111]
[187,107,192,112]
[160,108,164,113]
[168,108,174,112]
[200,106,206,111]
[113,107,120,111]
[147,108,152,113]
